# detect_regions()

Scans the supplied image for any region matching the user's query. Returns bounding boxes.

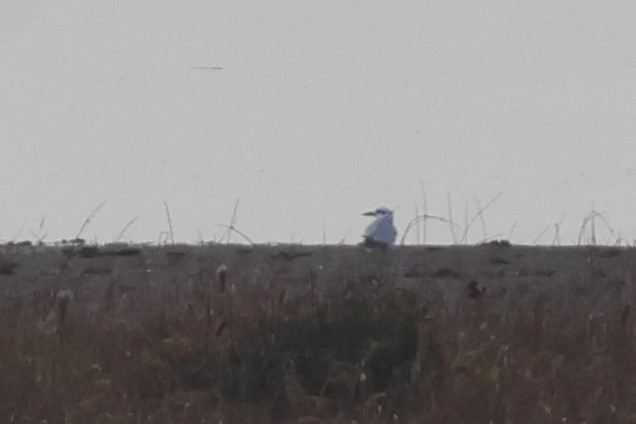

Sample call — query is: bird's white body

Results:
[362,207,397,247]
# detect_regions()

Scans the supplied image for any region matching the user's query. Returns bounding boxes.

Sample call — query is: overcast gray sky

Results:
[2,1,636,245]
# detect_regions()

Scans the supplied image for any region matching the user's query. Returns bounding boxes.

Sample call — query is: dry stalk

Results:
[475,196,487,241]
[596,212,619,242]
[10,226,24,242]
[29,230,47,244]
[552,212,567,245]
[75,200,107,240]
[447,193,457,243]
[163,202,175,244]
[533,224,552,244]
[421,182,428,243]
[415,203,421,245]
[400,214,459,246]
[552,223,560,245]
[578,211,597,245]
[29,215,48,244]
[577,210,618,245]
[321,221,327,246]
[507,221,518,241]
[533,212,566,245]
[217,223,274,272]
[459,192,502,244]
[220,198,240,244]
[157,231,170,245]
[115,216,139,243]
[463,200,469,244]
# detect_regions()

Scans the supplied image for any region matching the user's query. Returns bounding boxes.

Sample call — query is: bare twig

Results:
[75,200,107,240]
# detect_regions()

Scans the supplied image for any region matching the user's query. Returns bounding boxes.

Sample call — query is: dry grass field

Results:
[1,241,635,423]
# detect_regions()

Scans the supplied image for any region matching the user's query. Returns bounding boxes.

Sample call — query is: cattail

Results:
[216,265,228,293]
[215,318,227,338]
[621,304,630,329]
[56,289,73,327]
[278,288,287,309]
[363,392,387,420]
[467,280,487,299]
[296,417,320,424]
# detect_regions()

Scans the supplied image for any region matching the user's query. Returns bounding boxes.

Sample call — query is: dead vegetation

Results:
[0,245,635,423]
